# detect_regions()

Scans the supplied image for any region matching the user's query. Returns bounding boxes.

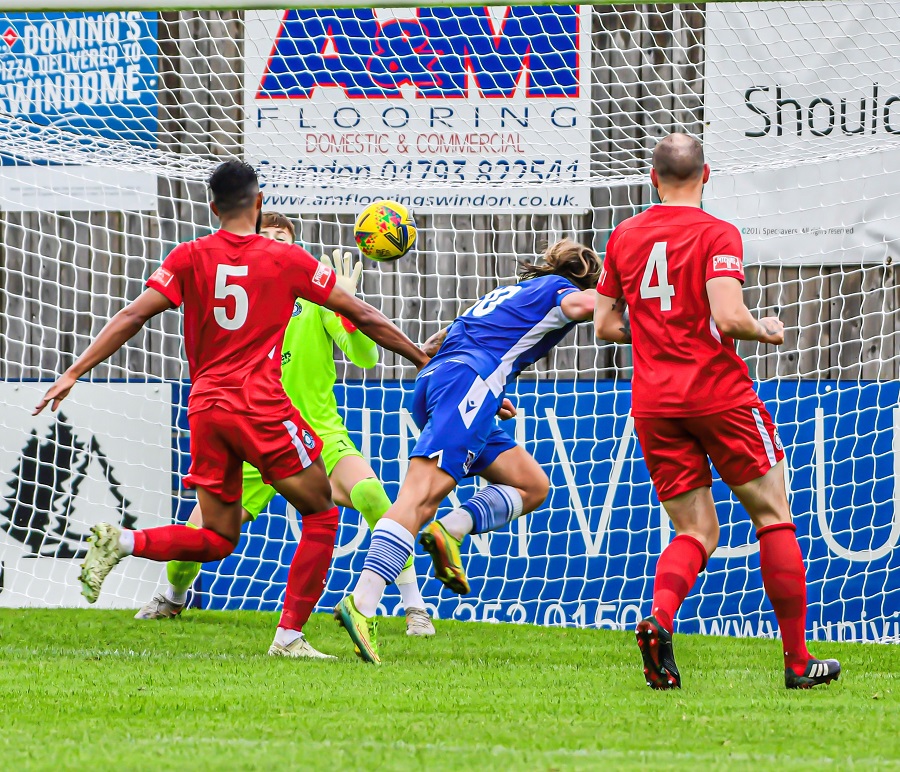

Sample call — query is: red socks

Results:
[651,534,708,633]
[132,525,235,563]
[757,522,811,674]
[278,507,340,631]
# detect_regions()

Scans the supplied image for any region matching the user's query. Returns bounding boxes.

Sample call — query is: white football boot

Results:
[134,592,185,620]
[405,607,436,637]
[78,523,125,603]
[268,633,336,660]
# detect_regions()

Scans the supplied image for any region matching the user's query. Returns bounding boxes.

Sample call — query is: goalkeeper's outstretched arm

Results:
[324,286,428,368]
[34,289,174,415]
[321,307,378,369]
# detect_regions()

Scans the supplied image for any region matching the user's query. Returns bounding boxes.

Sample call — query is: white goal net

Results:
[0,2,898,643]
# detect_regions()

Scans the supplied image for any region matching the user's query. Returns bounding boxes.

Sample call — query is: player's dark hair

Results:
[518,239,601,290]
[208,160,260,215]
[261,211,296,241]
[652,133,705,182]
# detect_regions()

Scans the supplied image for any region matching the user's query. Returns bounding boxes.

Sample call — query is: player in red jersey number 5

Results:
[594,133,840,690]
[35,161,427,655]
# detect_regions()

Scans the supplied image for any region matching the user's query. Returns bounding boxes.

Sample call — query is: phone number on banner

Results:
[264,158,582,185]
[382,158,580,183]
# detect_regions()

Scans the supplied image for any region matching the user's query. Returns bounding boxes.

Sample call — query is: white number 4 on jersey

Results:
[639,242,675,311]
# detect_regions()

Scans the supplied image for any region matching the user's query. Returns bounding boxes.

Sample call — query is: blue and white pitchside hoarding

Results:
[172,381,900,643]
[243,7,591,214]
[0,12,157,211]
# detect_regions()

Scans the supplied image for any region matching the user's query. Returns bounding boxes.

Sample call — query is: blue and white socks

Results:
[352,487,524,617]
[353,518,415,617]
[439,484,524,540]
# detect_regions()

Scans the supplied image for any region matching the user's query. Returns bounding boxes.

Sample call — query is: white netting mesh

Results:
[0,3,898,643]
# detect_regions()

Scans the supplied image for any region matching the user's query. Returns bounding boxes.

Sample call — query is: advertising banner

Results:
[244,7,592,214]
[0,12,158,212]
[0,383,171,608]
[181,380,900,642]
[704,1,900,265]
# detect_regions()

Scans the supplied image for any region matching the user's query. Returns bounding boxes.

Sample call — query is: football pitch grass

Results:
[1,610,897,770]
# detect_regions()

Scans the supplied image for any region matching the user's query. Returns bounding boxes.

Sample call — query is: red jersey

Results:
[596,205,756,418]
[147,229,335,416]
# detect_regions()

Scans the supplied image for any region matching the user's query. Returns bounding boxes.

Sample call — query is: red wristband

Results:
[337,313,357,333]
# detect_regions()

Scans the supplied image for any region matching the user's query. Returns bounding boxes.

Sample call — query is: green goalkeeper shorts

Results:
[241,428,365,519]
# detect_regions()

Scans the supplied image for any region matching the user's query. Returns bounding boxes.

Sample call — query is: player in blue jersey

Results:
[334,239,602,663]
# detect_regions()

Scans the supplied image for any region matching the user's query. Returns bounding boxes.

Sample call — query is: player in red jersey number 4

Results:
[35,161,427,655]
[594,134,840,690]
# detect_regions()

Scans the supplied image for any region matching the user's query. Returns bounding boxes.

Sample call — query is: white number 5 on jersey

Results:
[639,242,675,311]
[214,264,249,330]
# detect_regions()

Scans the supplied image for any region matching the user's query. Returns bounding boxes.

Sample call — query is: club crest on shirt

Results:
[292,300,302,317]
[713,255,742,273]
[302,429,316,450]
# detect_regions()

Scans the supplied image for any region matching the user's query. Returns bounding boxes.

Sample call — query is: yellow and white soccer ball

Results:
[353,200,417,262]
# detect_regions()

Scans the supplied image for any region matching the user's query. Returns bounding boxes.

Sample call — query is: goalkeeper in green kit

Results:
[135,212,434,654]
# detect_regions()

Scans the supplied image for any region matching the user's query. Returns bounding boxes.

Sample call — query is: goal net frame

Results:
[0,0,898,645]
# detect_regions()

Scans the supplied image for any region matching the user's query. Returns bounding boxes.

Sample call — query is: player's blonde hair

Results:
[260,211,296,242]
[518,239,601,290]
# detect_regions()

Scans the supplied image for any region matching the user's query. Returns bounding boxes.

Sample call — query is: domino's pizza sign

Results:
[243,7,591,214]
[0,12,158,211]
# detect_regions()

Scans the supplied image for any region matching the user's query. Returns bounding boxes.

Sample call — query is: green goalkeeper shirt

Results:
[280,298,378,436]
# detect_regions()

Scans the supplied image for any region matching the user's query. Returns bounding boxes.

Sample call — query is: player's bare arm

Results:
[560,288,598,322]
[706,276,784,344]
[593,292,632,343]
[422,326,448,358]
[33,289,174,415]
[324,285,428,368]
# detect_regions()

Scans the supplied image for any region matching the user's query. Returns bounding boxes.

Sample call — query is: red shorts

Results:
[634,399,784,501]
[184,404,323,502]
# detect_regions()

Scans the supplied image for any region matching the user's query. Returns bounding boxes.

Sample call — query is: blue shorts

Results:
[411,359,518,482]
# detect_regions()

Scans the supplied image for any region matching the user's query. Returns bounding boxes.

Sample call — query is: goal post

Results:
[0,1,898,643]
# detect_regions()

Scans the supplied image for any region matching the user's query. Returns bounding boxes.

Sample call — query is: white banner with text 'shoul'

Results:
[704,1,900,266]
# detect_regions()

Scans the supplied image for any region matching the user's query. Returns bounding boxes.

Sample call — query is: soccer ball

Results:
[354,200,417,261]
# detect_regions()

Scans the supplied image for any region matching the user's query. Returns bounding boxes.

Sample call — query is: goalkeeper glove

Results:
[321,248,362,295]
[321,248,363,332]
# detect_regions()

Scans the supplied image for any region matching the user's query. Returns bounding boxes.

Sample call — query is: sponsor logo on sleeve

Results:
[598,267,608,287]
[312,264,332,289]
[713,255,743,273]
[150,266,175,287]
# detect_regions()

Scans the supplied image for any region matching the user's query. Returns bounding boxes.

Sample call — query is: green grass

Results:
[0,610,897,770]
